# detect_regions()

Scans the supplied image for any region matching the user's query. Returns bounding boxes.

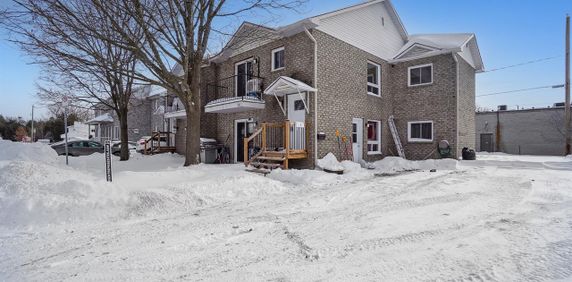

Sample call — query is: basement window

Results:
[408,121,433,142]
[408,64,433,86]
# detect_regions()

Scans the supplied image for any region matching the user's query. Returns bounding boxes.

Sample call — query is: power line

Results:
[476,84,564,97]
[482,56,562,73]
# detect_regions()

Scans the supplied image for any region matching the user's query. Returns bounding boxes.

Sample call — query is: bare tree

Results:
[87,0,305,166]
[3,0,140,160]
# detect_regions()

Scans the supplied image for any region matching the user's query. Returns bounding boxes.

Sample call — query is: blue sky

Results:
[0,0,570,119]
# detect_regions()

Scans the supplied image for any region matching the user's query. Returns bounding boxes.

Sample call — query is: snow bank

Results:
[373,157,458,173]
[269,159,372,188]
[316,153,344,171]
[0,140,290,228]
[0,161,134,227]
[0,140,57,165]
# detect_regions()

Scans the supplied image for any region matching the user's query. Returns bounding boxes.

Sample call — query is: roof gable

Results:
[211,22,281,62]
[392,33,484,72]
[311,0,407,60]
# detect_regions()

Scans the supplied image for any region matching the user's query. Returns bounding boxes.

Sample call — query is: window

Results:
[408,64,433,86]
[113,126,119,140]
[271,47,285,71]
[367,61,381,96]
[294,100,305,111]
[88,141,101,148]
[367,120,381,154]
[408,121,433,142]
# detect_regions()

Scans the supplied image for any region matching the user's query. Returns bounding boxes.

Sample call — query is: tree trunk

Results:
[118,110,130,161]
[184,108,201,166]
[183,66,202,167]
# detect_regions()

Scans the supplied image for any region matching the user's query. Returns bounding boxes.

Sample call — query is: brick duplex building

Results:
[156,0,483,168]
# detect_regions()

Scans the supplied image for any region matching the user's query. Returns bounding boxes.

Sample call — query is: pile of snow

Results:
[316,153,344,171]
[0,161,132,227]
[270,154,372,188]
[373,156,458,173]
[0,140,291,228]
[0,140,58,165]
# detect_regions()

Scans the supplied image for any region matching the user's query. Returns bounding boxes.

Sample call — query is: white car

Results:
[136,136,168,153]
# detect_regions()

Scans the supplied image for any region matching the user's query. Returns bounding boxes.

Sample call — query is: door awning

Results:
[263,76,317,97]
[263,76,316,116]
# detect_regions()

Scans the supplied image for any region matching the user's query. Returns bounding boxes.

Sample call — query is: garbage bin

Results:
[462,147,476,160]
[200,138,218,164]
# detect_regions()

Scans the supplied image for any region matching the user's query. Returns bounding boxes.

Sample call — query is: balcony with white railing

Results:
[204,74,265,114]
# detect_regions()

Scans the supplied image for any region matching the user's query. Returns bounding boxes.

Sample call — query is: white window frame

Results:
[407,121,434,142]
[271,47,285,71]
[234,57,255,97]
[367,61,381,97]
[366,120,382,155]
[408,63,433,87]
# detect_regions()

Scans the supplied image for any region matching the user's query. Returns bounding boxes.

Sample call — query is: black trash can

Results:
[462,147,476,160]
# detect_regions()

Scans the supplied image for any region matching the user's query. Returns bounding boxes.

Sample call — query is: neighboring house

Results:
[86,85,159,143]
[60,121,90,141]
[475,104,571,156]
[162,0,483,168]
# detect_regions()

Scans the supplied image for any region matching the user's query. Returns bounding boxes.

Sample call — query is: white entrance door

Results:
[287,93,306,123]
[352,118,363,163]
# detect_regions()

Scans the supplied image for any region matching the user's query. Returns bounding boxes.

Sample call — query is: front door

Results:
[287,93,306,123]
[480,133,493,152]
[235,119,256,163]
[352,118,363,163]
[235,60,253,97]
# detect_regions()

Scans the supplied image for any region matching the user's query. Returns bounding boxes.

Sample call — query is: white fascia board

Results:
[389,48,460,64]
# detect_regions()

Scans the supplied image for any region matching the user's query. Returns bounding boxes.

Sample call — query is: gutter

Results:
[453,54,460,158]
[304,27,319,168]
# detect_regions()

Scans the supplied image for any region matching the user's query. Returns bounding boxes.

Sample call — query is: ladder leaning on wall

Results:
[388,115,406,159]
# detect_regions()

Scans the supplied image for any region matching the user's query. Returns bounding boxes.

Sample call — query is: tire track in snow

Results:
[318,224,465,259]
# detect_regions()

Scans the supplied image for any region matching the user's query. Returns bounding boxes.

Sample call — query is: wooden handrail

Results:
[284,120,290,169]
[244,126,264,166]
[144,131,174,155]
[243,120,307,170]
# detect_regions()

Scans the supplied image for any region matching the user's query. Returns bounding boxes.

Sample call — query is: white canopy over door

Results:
[263,76,317,116]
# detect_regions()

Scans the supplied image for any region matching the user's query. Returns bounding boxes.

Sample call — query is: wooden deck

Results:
[243,120,308,170]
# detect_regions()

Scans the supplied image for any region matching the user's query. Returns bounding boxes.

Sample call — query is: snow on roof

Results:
[404,33,473,51]
[392,33,484,72]
[149,85,168,97]
[86,113,114,124]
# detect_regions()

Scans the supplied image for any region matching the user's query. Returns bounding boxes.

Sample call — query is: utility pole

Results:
[31,105,34,142]
[565,14,571,155]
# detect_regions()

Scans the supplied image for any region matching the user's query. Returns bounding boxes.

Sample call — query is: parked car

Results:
[51,140,104,156]
[36,139,51,144]
[112,141,137,156]
[136,136,168,153]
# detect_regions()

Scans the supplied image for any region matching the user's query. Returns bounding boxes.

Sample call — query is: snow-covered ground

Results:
[1,140,572,281]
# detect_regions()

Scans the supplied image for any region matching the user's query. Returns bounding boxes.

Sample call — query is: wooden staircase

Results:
[244,120,308,171]
[143,131,176,155]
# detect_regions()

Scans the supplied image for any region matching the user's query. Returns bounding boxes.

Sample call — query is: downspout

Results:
[304,27,319,167]
[453,53,460,158]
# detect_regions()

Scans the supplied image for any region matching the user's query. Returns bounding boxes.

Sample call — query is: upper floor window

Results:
[367,61,381,96]
[408,121,433,142]
[272,47,285,71]
[408,64,433,86]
